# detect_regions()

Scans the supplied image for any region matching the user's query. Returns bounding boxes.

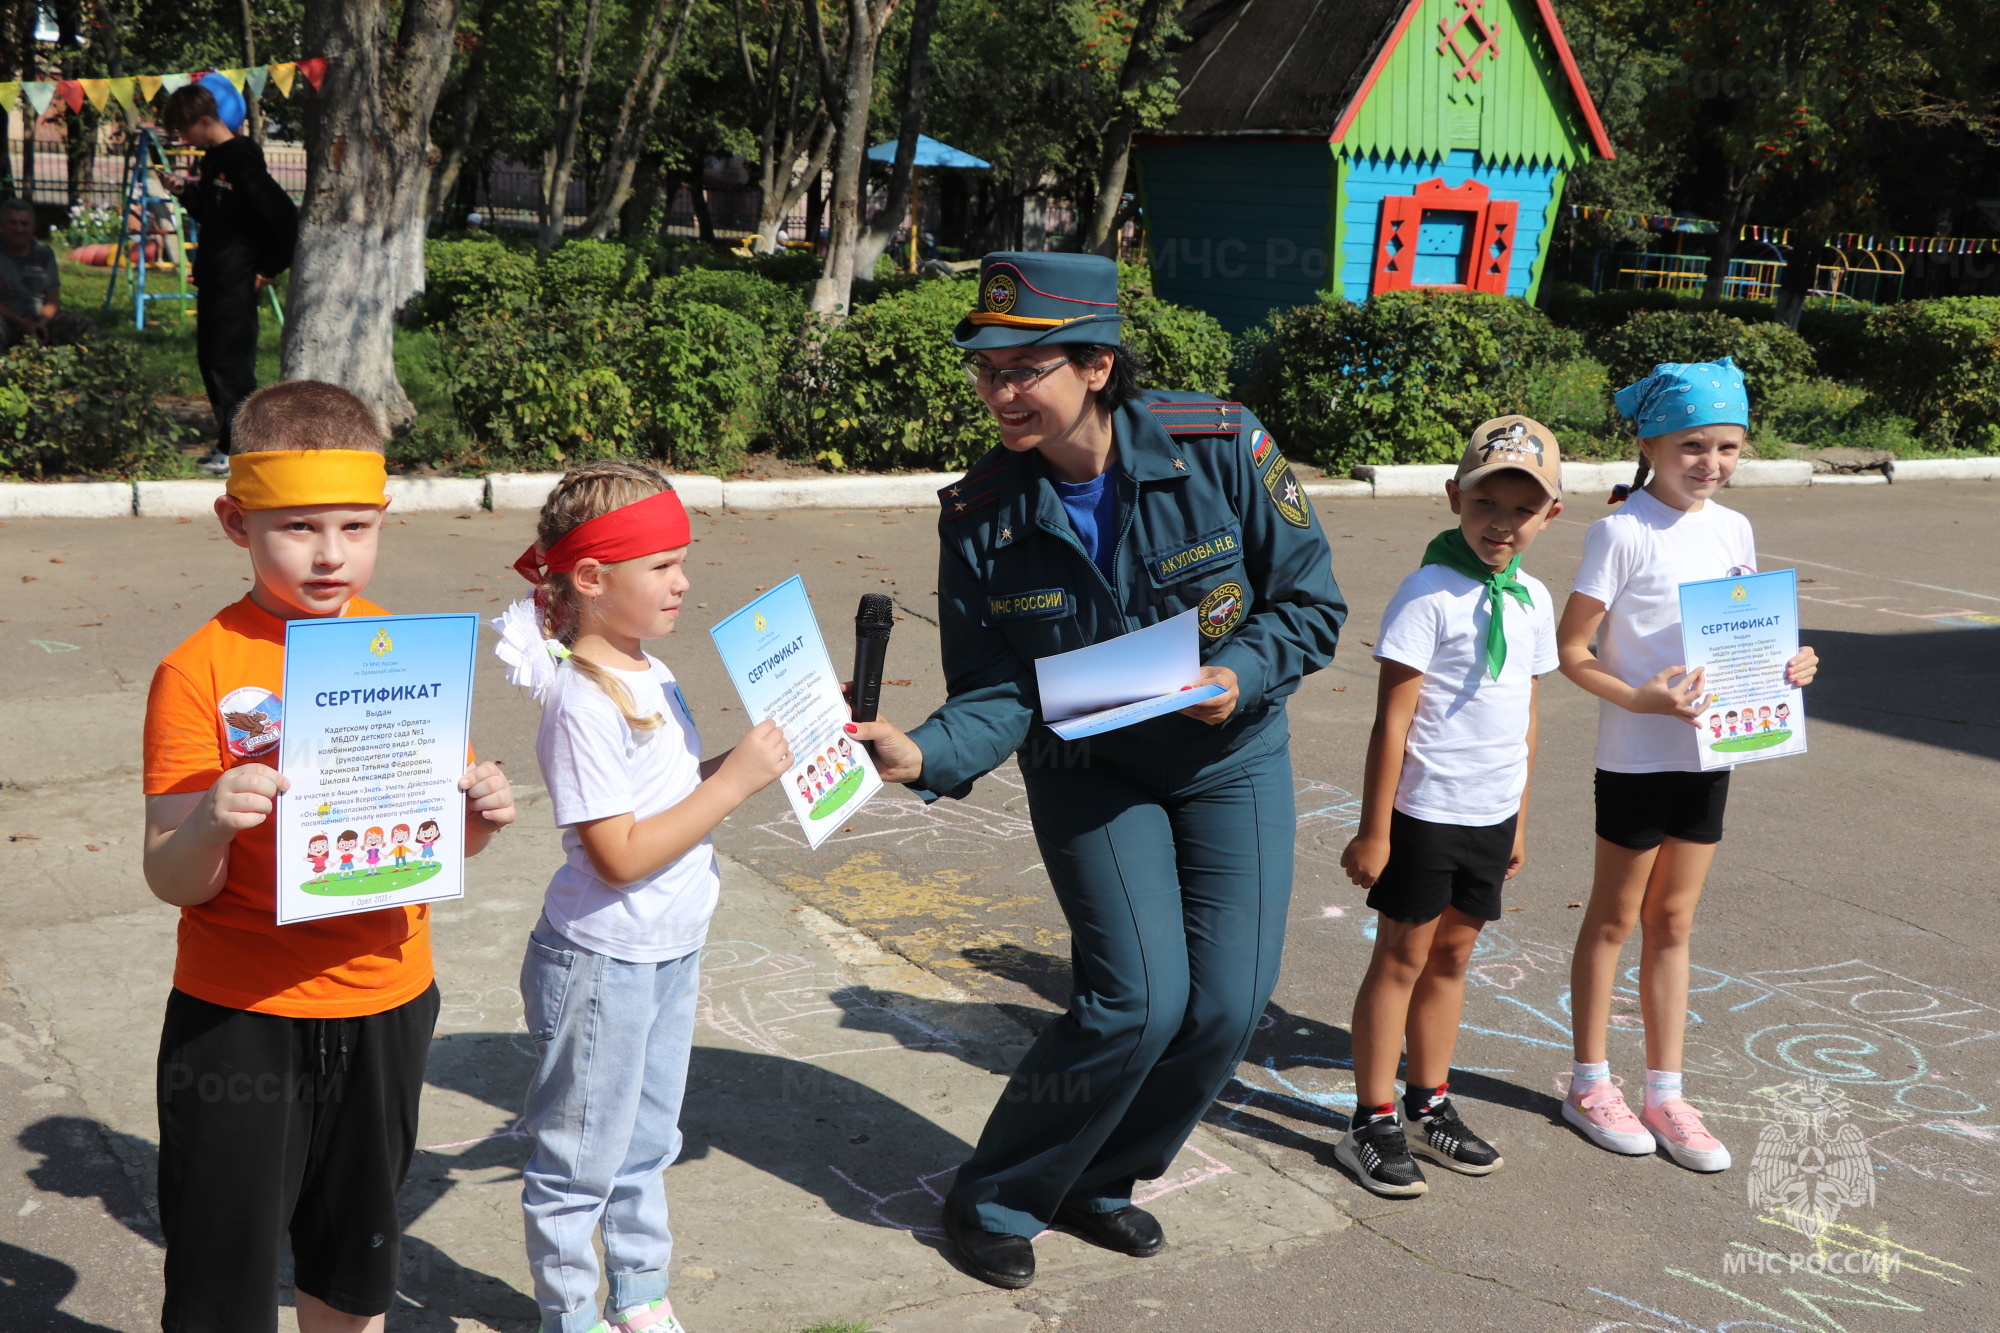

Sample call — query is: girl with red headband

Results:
[495,461,790,1333]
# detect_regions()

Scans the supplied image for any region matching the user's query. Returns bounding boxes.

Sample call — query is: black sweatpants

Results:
[194,274,260,453]
[156,984,440,1333]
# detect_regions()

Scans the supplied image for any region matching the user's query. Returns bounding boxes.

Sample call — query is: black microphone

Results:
[850,594,895,724]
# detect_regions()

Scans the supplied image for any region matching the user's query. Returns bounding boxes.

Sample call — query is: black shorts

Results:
[156,983,439,1331]
[1366,809,1517,924]
[1594,769,1731,850]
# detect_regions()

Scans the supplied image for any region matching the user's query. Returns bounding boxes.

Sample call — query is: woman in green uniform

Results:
[853,252,1345,1289]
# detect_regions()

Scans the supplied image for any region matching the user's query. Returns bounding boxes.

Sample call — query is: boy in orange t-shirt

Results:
[142,381,516,1333]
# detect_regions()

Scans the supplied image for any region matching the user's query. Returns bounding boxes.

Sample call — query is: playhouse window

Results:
[1415,210,1476,286]
[1371,177,1518,296]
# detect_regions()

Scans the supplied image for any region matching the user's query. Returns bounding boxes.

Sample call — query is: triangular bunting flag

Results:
[108,77,135,114]
[80,78,110,111]
[0,82,18,112]
[23,81,55,116]
[161,72,191,94]
[297,57,328,91]
[57,80,84,114]
[139,74,162,102]
[246,65,269,97]
[269,62,295,97]
[220,68,247,90]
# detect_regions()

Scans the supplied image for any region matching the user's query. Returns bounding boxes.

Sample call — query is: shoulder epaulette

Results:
[939,454,1009,520]
[1148,400,1243,438]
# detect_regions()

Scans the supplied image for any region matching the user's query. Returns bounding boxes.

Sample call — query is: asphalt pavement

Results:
[1,481,1996,1333]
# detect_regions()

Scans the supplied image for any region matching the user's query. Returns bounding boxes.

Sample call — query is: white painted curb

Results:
[1725,459,1813,488]
[722,473,966,510]
[1303,479,1373,499]
[0,481,132,518]
[487,472,728,511]
[1352,464,1455,498]
[385,477,487,512]
[135,479,227,517]
[8,455,1999,521]
[1895,457,2000,482]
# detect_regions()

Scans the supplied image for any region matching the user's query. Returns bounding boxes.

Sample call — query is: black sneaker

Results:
[1335,1114,1429,1197]
[1409,1097,1504,1175]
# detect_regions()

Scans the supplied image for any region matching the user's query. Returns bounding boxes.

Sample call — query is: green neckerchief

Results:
[1421,527,1531,680]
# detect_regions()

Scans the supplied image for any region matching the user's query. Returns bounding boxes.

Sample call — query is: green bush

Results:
[1123,291,1232,396]
[1758,378,1925,454]
[1795,304,1871,382]
[613,302,769,472]
[774,278,990,471]
[1236,290,1583,473]
[655,268,804,345]
[412,235,539,327]
[436,312,644,467]
[1855,297,2000,451]
[0,340,190,479]
[1593,309,1815,411]
[540,238,650,309]
[1542,285,1776,342]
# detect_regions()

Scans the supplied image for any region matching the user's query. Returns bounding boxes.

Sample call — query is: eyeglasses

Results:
[963,356,1071,392]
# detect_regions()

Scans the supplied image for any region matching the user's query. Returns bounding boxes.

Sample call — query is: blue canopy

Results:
[865,134,990,169]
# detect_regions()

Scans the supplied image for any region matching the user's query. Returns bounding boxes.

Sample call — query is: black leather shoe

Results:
[1054,1202,1166,1257]
[942,1198,1036,1289]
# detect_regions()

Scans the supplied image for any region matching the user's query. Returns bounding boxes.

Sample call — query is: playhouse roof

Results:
[1157,0,1614,164]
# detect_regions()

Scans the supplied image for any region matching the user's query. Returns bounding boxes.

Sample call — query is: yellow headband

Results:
[225,450,389,510]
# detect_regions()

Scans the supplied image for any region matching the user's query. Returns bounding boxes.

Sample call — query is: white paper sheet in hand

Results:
[1035,608,1220,739]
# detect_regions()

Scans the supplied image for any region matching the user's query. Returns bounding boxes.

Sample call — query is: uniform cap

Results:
[1457,415,1562,499]
[953,252,1123,350]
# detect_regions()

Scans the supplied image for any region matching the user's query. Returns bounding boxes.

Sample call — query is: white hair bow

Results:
[491,596,568,702]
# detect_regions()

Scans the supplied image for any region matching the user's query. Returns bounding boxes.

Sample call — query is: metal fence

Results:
[5,136,308,213]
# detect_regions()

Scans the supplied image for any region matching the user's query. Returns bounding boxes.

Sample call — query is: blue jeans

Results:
[519,916,702,1333]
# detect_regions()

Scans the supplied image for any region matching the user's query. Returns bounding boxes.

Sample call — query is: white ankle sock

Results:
[1644,1068,1682,1111]
[1572,1059,1609,1092]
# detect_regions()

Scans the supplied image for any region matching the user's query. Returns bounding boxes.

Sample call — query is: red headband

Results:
[513,488,692,584]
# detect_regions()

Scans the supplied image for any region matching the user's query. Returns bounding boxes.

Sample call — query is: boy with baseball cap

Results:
[1333,416,1563,1197]
[141,380,515,1332]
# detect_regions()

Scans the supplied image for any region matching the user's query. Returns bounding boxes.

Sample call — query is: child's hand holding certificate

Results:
[1677,569,1808,769]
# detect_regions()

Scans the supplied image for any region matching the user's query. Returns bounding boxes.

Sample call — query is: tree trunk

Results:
[741,0,832,252]
[238,0,264,143]
[1701,184,1754,305]
[1082,0,1180,254]
[428,32,486,229]
[538,0,606,255]
[809,0,897,316]
[282,0,464,432]
[581,0,698,239]
[853,0,937,279]
[90,1,136,135]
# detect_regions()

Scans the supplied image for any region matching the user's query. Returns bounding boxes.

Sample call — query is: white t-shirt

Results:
[1571,488,1758,773]
[1374,563,1559,826]
[535,655,719,962]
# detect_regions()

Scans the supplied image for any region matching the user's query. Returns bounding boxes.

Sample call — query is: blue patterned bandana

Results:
[1614,357,1751,436]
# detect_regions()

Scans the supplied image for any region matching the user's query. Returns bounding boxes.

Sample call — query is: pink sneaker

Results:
[1641,1097,1732,1172]
[1563,1079,1655,1155]
[607,1299,689,1333]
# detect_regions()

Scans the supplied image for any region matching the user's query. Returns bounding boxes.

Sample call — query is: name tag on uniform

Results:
[986,588,1072,622]
[1148,527,1241,585]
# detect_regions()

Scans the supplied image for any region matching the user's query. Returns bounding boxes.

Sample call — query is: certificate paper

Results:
[275,614,479,923]
[1678,569,1808,771]
[710,576,881,849]
[1035,607,1215,739]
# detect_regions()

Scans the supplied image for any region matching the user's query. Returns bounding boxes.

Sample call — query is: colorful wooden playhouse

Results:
[1132,0,1614,331]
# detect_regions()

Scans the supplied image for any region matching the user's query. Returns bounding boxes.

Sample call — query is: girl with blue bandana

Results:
[1552,358,1819,1174]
